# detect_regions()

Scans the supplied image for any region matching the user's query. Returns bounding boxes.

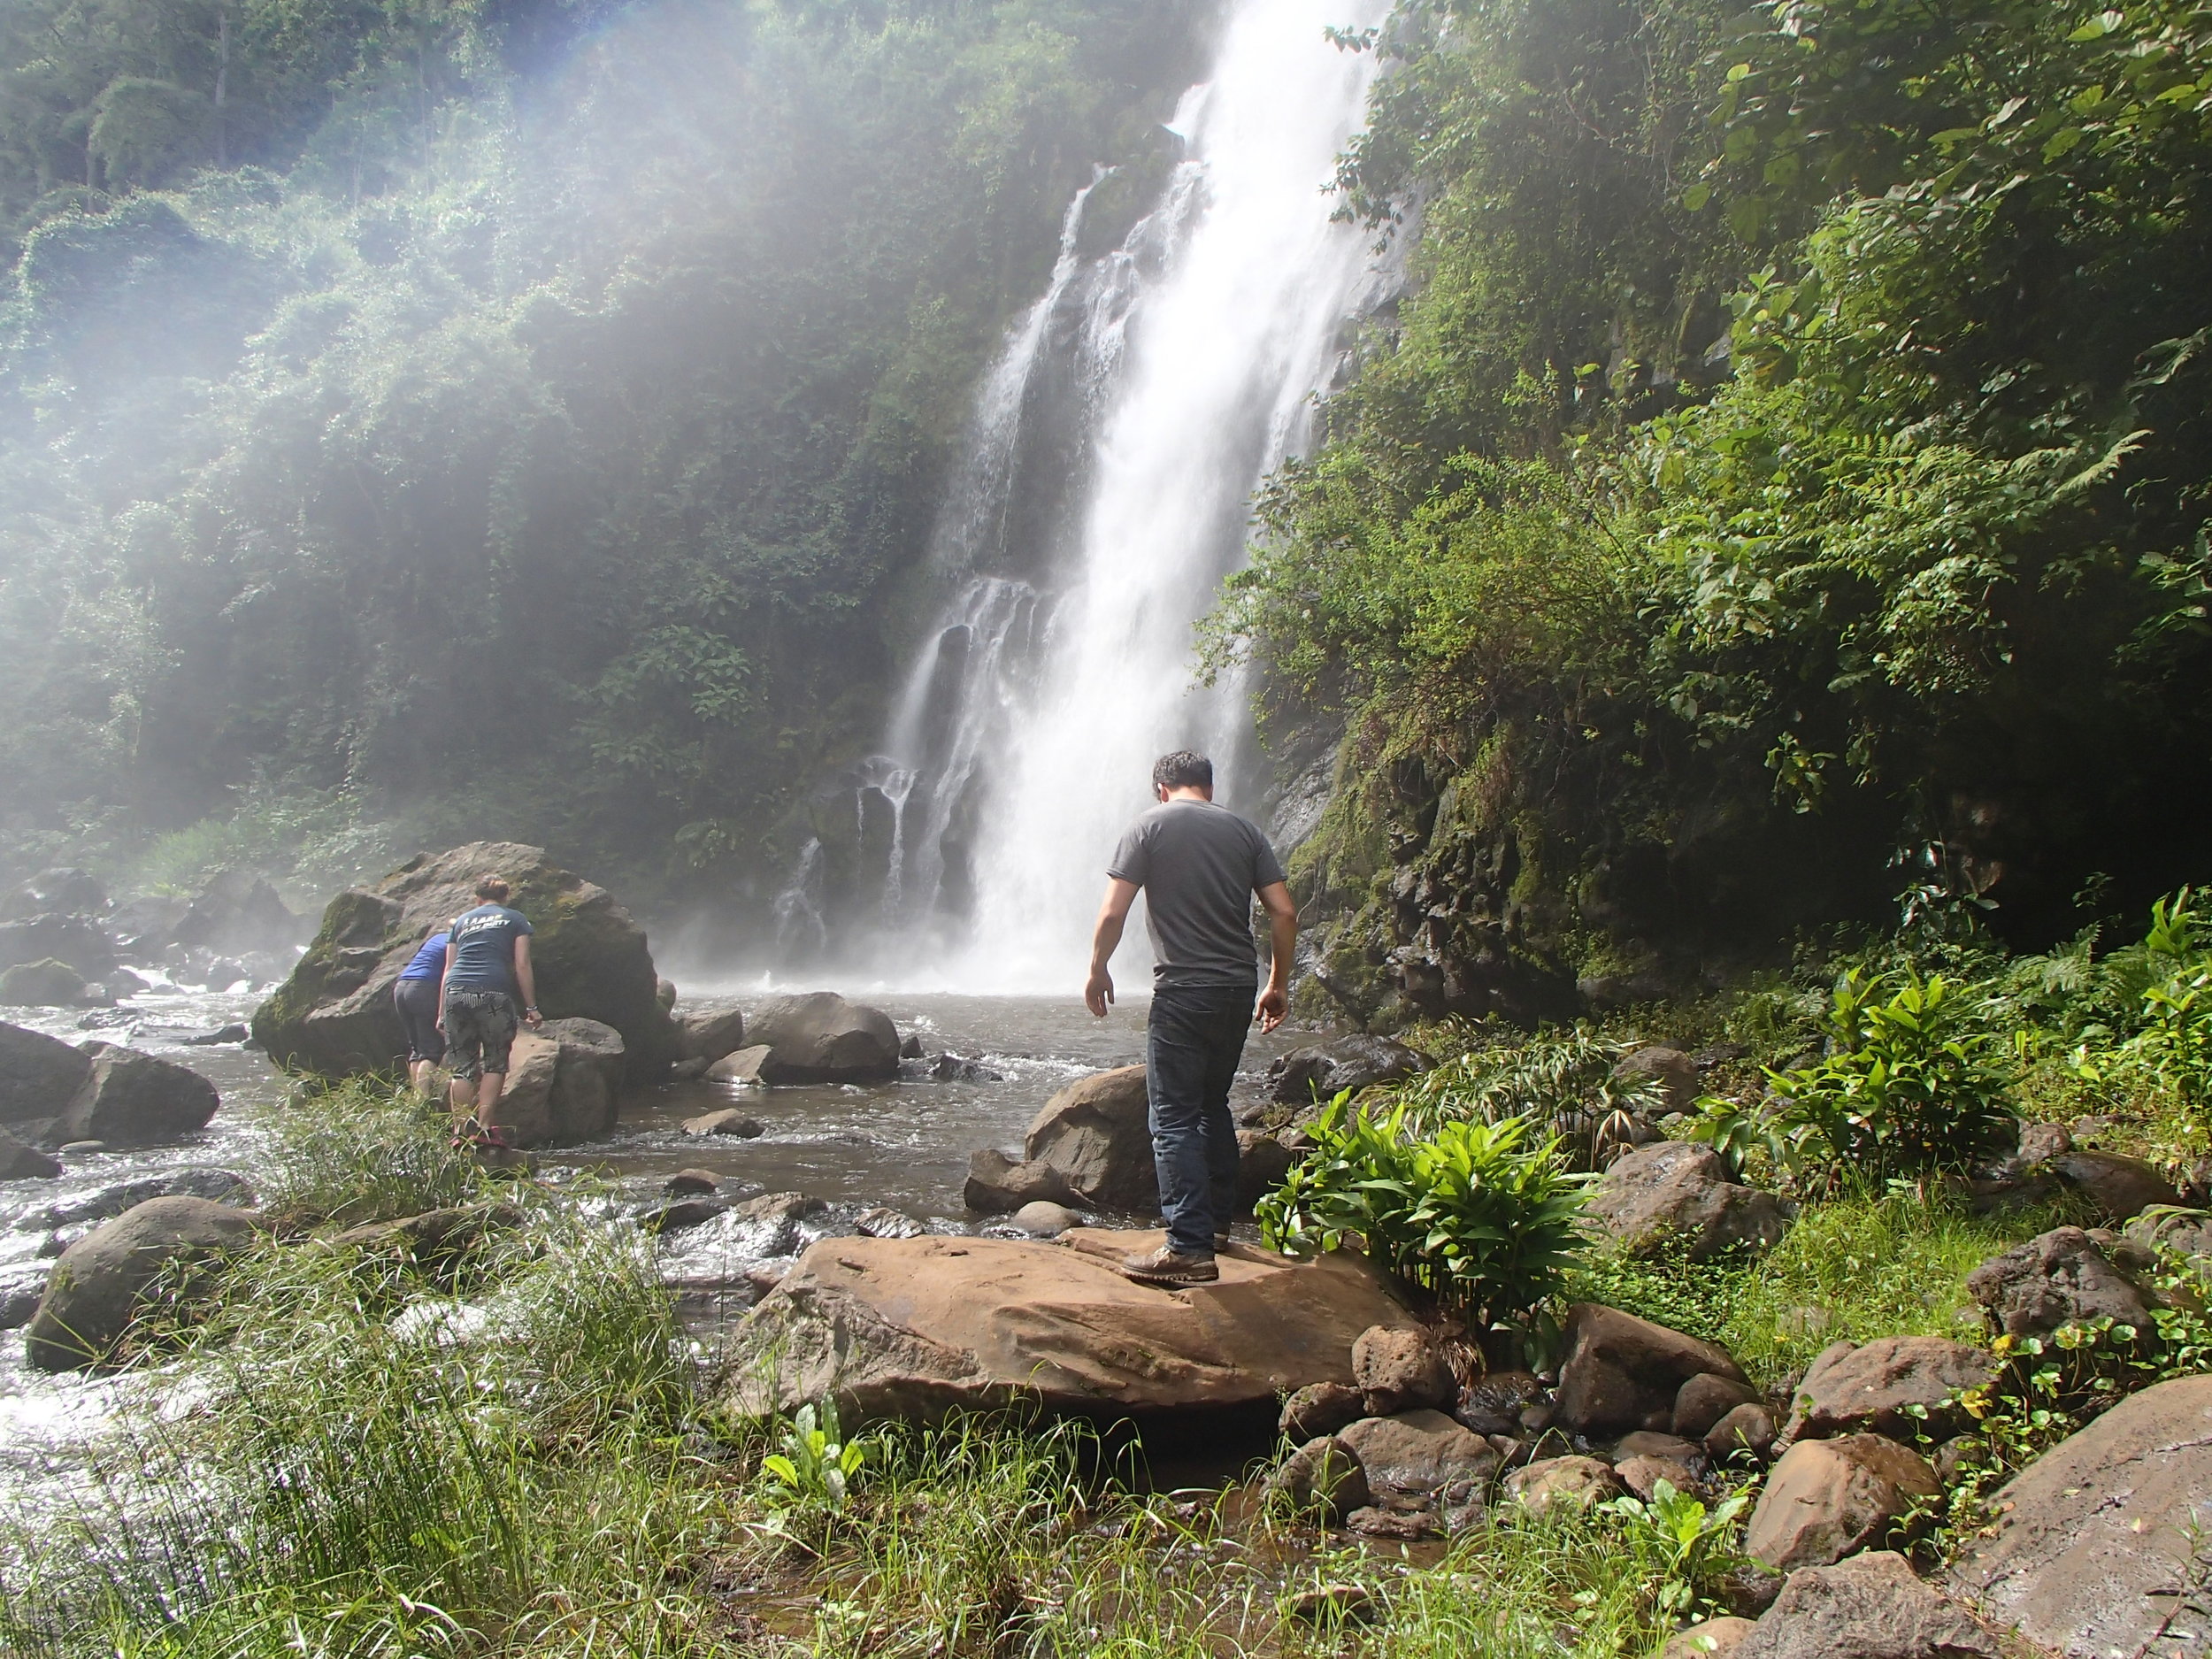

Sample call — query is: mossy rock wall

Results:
[251,841,676,1087]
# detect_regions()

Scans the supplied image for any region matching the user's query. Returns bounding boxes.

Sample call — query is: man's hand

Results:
[1085,966,1116,1018]
[1255,984,1287,1033]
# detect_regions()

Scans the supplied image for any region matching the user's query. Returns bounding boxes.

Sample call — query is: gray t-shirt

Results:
[1107,799,1286,989]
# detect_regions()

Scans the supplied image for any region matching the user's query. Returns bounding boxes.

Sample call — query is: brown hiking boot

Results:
[1118,1245,1218,1287]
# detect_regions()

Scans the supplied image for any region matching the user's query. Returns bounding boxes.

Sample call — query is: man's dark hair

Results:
[1151,750,1213,793]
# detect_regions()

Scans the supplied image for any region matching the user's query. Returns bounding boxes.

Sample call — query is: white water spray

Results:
[830,0,1388,989]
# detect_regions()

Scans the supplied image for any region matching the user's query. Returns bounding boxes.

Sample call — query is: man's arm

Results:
[1085,878,1140,1018]
[1255,880,1297,1033]
[514,933,542,1028]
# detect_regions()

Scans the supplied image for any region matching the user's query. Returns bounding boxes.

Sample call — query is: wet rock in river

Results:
[495,1018,626,1147]
[853,1206,926,1240]
[676,1007,748,1065]
[641,1198,730,1235]
[1011,1200,1079,1236]
[964,1148,1081,1212]
[663,1169,720,1196]
[931,1051,1003,1082]
[25,1195,261,1371]
[0,1125,60,1179]
[0,1267,46,1329]
[1021,1065,1156,1210]
[683,1109,764,1138]
[0,1019,93,1127]
[59,1044,219,1147]
[705,1045,772,1085]
[746,992,900,1084]
[0,957,96,1007]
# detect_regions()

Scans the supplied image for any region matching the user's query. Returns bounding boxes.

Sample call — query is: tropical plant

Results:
[1394,1027,1668,1170]
[761,1399,869,1510]
[1257,1096,1589,1324]
[1760,970,2018,1182]
[1600,1478,1754,1624]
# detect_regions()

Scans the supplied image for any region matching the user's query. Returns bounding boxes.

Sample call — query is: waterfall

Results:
[837,0,1389,989]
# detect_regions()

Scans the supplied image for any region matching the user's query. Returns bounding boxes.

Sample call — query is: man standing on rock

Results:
[437,874,543,1150]
[1086,750,1296,1287]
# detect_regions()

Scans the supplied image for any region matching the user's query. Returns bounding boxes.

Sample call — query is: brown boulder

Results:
[1553,1303,1748,1433]
[251,842,675,1083]
[1352,1323,1453,1415]
[1676,1372,1761,1439]
[1744,1434,1939,1573]
[675,1007,748,1064]
[1947,1372,2212,1659]
[1265,1434,1370,1521]
[61,1044,219,1147]
[1336,1409,1497,1518]
[705,1044,772,1085]
[1965,1226,2154,1340]
[683,1109,764,1139]
[2047,1148,2182,1221]
[1782,1336,2000,1444]
[964,1148,1082,1212]
[1617,1453,1702,1502]
[723,1228,1419,1421]
[1707,1402,1778,1463]
[0,1125,60,1179]
[1613,1045,1699,1114]
[1734,1552,1995,1659]
[1586,1141,1792,1263]
[747,992,899,1084]
[1502,1454,1621,1517]
[1023,1065,1156,1210]
[1661,1617,1755,1659]
[491,1018,626,1147]
[25,1196,259,1371]
[1279,1380,1365,1441]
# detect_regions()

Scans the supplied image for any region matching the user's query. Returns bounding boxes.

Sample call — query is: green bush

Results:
[1257,1096,1589,1325]
[1755,970,2018,1184]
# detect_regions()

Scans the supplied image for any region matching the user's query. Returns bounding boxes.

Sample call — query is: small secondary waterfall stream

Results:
[801,0,1391,987]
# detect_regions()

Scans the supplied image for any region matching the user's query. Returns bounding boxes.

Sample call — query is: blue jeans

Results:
[1146,984,1254,1256]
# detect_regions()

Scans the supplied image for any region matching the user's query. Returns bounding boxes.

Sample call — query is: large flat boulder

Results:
[1947,1373,2212,1658]
[251,842,674,1084]
[24,1196,260,1371]
[1586,1141,1792,1263]
[0,1019,93,1127]
[746,992,899,1084]
[721,1228,1419,1422]
[1024,1066,1156,1210]
[0,912,115,979]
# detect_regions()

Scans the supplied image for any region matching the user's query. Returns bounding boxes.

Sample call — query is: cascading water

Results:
[827,0,1390,988]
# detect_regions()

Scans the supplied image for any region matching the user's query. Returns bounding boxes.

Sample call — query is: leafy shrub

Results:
[763,1400,870,1510]
[1257,1097,1589,1324]
[1599,1479,1753,1624]
[1755,970,2017,1184]
[1394,1027,1667,1170]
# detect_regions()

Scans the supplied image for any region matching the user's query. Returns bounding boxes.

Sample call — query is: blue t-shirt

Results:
[443,904,533,995]
[397,932,449,982]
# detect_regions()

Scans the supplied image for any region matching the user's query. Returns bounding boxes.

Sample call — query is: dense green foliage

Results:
[1217,0,2212,1020]
[0,0,1209,906]
[1258,1096,1589,1321]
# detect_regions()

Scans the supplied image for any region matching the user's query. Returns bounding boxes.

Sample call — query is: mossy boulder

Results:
[250,841,674,1087]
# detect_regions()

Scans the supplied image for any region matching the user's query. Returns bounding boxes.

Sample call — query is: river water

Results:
[0,985,1310,1512]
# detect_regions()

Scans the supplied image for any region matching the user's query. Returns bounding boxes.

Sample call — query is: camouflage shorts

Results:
[442,988,518,1081]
